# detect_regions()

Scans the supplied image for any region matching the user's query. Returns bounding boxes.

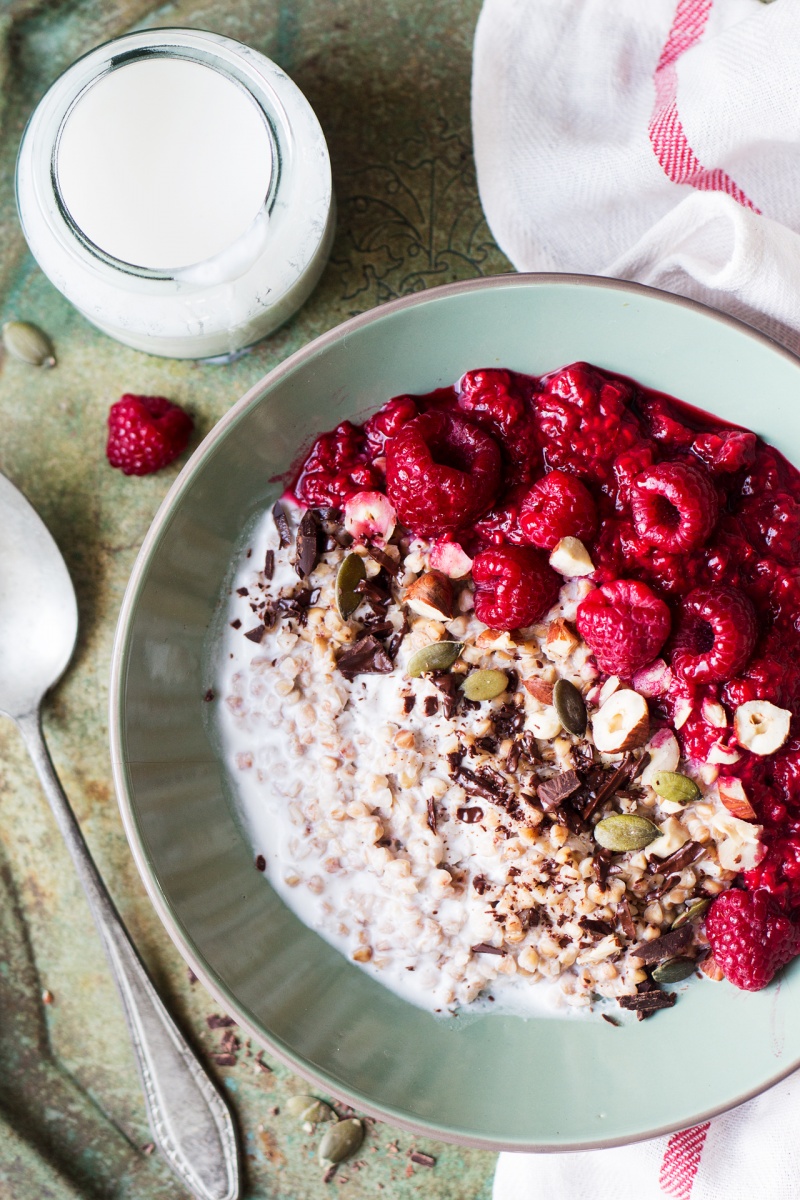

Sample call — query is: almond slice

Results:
[717,776,757,821]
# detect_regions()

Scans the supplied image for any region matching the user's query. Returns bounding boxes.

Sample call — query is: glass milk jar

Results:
[16,29,334,359]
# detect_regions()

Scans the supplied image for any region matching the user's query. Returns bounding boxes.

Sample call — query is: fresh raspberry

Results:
[631,461,719,553]
[364,395,418,456]
[457,368,540,484]
[385,410,502,535]
[671,586,758,684]
[576,579,671,678]
[705,889,800,991]
[534,363,642,486]
[692,429,757,475]
[472,544,560,630]
[519,469,598,551]
[106,394,193,476]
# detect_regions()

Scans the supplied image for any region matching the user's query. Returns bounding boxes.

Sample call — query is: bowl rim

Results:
[109,271,800,1152]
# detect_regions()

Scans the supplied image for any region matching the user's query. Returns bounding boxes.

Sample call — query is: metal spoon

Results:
[0,472,239,1200]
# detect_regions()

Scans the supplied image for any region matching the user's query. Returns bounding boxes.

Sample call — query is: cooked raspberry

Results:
[471,482,531,548]
[364,395,419,455]
[705,889,800,991]
[106,394,193,476]
[741,493,800,567]
[611,445,655,512]
[576,579,671,678]
[457,368,540,484]
[744,835,800,909]
[385,410,502,535]
[295,420,379,506]
[692,430,757,475]
[519,469,598,550]
[641,395,696,449]
[472,545,560,630]
[672,586,758,684]
[631,461,719,552]
[745,558,800,630]
[534,363,642,486]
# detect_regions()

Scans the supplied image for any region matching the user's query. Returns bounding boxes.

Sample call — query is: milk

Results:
[56,57,273,271]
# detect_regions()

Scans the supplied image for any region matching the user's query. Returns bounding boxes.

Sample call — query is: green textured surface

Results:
[0,1,510,1196]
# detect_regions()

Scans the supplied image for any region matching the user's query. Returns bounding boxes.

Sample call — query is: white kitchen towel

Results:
[493,1065,800,1200]
[473,1,800,1195]
[472,0,800,357]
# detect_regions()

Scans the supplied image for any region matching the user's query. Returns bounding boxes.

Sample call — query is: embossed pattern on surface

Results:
[0,1,510,1195]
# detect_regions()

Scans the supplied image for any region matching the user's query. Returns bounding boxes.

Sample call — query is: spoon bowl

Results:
[0,473,77,718]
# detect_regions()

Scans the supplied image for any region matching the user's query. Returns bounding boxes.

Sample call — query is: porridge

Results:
[212,362,800,1019]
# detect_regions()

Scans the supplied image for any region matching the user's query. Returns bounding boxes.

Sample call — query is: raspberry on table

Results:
[519,469,598,550]
[671,585,758,684]
[705,888,800,991]
[106,394,193,476]
[576,578,671,678]
[472,544,560,631]
[385,410,502,535]
[631,460,719,553]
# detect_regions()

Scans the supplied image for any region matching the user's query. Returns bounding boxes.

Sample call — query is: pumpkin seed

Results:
[553,678,587,735]
[318,1118,364,1166]
[671,898,712,930]
[406,640,463,677]
[594,814,663,853]
[650,771,701,805]
[651,956,696,984]
[286,1094,334,1125]
[2,320,56,368]
[335,553,366,620]
[461,669,508,702]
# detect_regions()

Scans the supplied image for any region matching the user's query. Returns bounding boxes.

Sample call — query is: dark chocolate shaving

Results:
[646,840,704,876]
[295,508,321,579]
[244,624,266,643]
[204,689,215,702]
[505,742,521,773]
[518,730,539,762]
[618,989,676,1013]
[264,549,275,580]
[457,806,484,824]
[410,1151,436,1168]
[580,917,615,937]
[472,874,489,895]
[471,943,505,956]
[367,544,400,576]
[403,695,416,714]
[255,854,266,872]
[617,898,637,940]
[230,618,241,630]
[492,702,525,739]
[455,766,498,802]
[272,500,292,547]
[426,797,437,834]
[602,1013,621,1027]
[537,769,582,812]
[236,586,249,596]
[336,635,394,680]
[424,695,439,717]
[629,923,693,964]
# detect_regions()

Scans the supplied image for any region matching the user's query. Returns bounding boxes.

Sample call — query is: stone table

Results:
[0,0,512,1196]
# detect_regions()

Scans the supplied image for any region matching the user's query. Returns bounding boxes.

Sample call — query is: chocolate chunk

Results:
[471,943,505,956]
[272,500,292,547]
[618,989,676,1013]
[492,702,525,739]
[236,586,249,596]
[203,689,215,702]
[645,840,704,876]
[367,545,400,576]
[230,618,241,629]
[207,1014,236,1028]
[410,1152,436,1168]
[617,898,637,940]
[519,730,539,762]
[601,1013,621,1027]
[581,753,640,819]
[472,874,489,895]
[295,508,320,579]
[629,923,693,964]
[264,549,275,580]
[580,917,615,937]
[336,635,394,680]
[424,695,439,717]
[537,769,582,812]
[505,742,521,773]
[255,854,266,872]
[457,806,484,823]
[244,624,266,643]
[403,695,416,714]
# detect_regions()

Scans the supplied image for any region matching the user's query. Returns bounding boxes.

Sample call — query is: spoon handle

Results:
[17,710,240,1200]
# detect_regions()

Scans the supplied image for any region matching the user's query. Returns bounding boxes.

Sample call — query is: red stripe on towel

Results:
[659,1122,711,1198]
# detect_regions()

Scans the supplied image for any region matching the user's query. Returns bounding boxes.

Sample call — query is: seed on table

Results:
[286,1095,334,1125]
[2,319,56,367]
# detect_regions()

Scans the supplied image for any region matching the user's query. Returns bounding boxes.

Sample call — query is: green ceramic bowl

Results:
[111,275,800,1151]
